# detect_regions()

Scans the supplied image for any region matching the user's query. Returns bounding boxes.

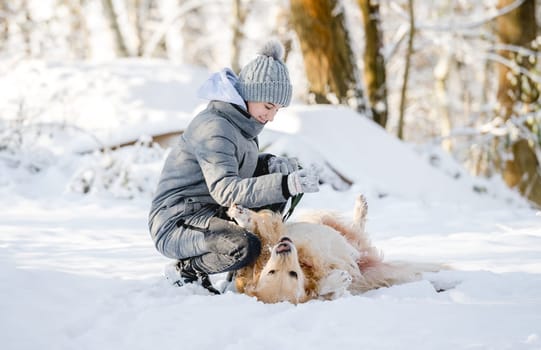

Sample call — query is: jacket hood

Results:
[197,68,247,109]
[208,101,264,139]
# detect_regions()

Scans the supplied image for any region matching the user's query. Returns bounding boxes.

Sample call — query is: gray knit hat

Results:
[237,40,292,107]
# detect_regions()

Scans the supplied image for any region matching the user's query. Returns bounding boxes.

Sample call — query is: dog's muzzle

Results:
[275,237,293,254]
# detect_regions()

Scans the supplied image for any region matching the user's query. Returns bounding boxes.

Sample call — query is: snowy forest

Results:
[2,2,541,349]
[1,0,541,206]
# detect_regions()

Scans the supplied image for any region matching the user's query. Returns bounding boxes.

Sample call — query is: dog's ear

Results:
[272,220,285,237]
[297,251,320,299]
[235,278,246,293]
[298,293,310,304]
[299,259,313,269]
[253,270,261,283]
[244,284,257,296]
[297,247,313,269]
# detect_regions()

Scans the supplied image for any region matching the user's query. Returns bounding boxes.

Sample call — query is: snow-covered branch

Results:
[489,43,541,58]
[142,0,228,57]
[484,52,541,85]
[389,0,527,32]
[417,0,527,32]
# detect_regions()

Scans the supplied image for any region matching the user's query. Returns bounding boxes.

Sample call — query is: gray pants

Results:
[152,204,261,275]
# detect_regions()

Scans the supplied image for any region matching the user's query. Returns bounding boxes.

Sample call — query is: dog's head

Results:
[252,236,307,304]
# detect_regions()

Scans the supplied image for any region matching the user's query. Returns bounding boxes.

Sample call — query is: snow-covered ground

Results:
[1,60,540,350]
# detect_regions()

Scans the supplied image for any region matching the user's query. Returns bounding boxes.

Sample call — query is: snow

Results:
[1,60,541,350]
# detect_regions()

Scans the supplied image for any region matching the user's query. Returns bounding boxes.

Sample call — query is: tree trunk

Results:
[496,0,541,206]
[397,0,414,140]
[134,0,145,56]
[0,1,8,51]
[64,0,91,58]
[20,0,32,57]
[496,0,538,118]
[231,0,248,73]
[101,0,130,57]
[180,6,210,66]
[132,0,156,57]
[290,0,365,111]
[434,54,452,152]
[271,5,293,63]
[358,0,388,128]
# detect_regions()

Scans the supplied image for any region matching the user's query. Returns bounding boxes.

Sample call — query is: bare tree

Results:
[271,3,294,62]
[0,1,9,51]
[495,0,541,206]
[101,0,130,57]
[20,0,33,57]
[231,0,248,73]
[433,54,452,151]
[134,0,148,56]
[397,0,415,140]
[358,0,388,128]
[131,0,166,57]
[64,0,91,58]
[290,0,366,111]
[181,5,213,66]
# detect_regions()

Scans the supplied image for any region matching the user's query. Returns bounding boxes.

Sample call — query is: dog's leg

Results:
[348,194,382,268]
[227,204,257,232]
[353,194,368,233]
[318,269,353,299]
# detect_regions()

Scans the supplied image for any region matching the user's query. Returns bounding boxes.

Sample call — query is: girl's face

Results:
[247,101,283,124]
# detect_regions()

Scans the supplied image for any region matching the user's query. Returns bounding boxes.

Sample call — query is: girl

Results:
[148,40,319,293]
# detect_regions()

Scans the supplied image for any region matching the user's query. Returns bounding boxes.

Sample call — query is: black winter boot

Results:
[164,259,221,295]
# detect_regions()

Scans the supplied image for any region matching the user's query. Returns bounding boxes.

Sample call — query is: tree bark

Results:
[20,0,32,57]
[231,0,248,73]
[64,0,91,58]
[0,1,8,51]
[358,0,388,128]
[132,0,156,57]
[101,0,130,57]
[272,4,293,62]
[397,0,414,140]
[496,0,538,118]
[496,0,541,206]
[434,54,452,152]
[290,0,365,111]
[180,5,210,66]
[134,0,144,56]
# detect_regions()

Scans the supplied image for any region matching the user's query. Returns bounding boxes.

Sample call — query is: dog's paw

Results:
[355,195,368,218]
[318,269,352,298]
[227,204,255,230]
[353,195,368,229]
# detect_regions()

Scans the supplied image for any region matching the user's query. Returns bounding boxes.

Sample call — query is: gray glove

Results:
[287,168,320,196]
[268,156,298,175]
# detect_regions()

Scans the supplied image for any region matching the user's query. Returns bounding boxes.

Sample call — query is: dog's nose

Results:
[275,241,291,254]
[279,237,292,243]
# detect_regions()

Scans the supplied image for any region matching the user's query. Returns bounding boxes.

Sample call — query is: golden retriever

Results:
[227,195,438,304]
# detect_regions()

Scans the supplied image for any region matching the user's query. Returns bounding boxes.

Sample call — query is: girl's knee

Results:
[205,217,262,269]
[239,231,261,266]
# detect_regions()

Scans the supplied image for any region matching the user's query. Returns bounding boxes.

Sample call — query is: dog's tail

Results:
[352,260,445,293]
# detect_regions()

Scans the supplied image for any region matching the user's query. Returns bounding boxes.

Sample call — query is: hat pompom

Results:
[238,39,292,106]
[258,39,284,61]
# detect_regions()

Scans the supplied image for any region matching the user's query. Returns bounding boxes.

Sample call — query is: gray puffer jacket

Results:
[148,100,288,236]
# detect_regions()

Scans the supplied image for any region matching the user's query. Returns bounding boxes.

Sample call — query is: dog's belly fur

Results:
[285,222,361,280]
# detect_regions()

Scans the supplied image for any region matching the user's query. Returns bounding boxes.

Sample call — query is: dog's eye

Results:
[289,271,298,279]
[268,270,276,275]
